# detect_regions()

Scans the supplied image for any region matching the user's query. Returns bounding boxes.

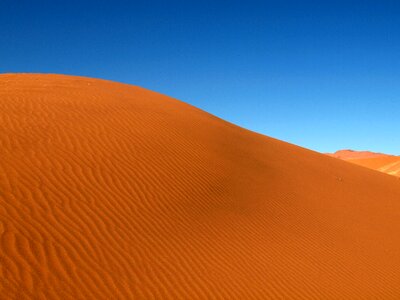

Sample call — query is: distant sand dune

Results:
[329,150,400,177]
[1,74,400,299]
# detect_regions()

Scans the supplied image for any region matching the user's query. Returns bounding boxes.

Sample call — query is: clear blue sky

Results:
[1,0,399,154]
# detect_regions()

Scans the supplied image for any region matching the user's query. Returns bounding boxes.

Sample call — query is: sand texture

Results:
[329,150,400,177]
[1,74,400,299]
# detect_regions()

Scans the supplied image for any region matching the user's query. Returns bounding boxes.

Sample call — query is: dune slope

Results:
[1,74,400,299]
[351,157,400,177]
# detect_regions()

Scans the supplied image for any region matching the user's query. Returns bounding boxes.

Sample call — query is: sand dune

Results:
[329,150,400,177]
[1,74,400,299]
[327,149,390,160]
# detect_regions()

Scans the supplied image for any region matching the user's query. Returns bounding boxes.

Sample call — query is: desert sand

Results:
[1,74,400,299]
[329,150,400,177]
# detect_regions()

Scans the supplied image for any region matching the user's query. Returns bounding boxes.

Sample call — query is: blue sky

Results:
[1,1,399,154]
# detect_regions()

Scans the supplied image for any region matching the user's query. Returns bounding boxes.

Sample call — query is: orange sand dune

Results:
[329,150,400,177]
[327,149,390,160]
[2,74,400,299]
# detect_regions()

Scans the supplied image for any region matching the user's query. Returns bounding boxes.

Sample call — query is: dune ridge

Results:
[1,74,400,299]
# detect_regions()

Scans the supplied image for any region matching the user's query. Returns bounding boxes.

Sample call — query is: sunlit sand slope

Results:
[351,157,400,177]
[329,150,400,177]
[1,74,400,299]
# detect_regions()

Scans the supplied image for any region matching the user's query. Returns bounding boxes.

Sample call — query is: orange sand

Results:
[1,74,400,299]
[329,150,400,177]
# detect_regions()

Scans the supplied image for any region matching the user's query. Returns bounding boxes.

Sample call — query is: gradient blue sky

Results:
[1,1,399,154]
